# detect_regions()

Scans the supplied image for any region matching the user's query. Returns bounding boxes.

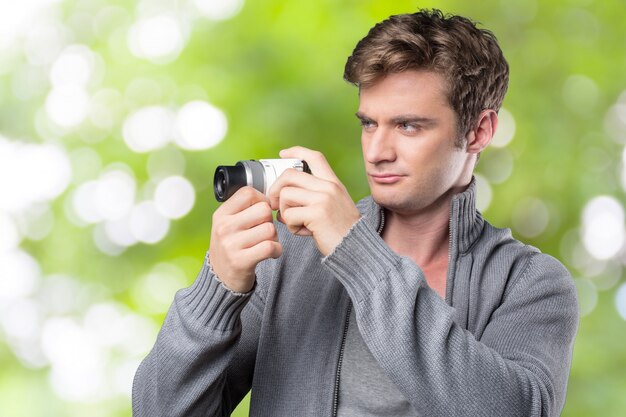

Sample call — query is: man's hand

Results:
[209,187,282,293]
[268,146,361,256]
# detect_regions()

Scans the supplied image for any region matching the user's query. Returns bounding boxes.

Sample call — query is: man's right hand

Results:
[208,186,283,293]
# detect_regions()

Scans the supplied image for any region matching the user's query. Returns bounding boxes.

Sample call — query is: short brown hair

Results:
[344,9,509,142]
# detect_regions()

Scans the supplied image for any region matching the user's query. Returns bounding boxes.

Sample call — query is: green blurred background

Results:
[1,0,625,416]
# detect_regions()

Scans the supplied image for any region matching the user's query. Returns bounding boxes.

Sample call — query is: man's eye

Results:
[400,122,418,132]
[360,120,376,129]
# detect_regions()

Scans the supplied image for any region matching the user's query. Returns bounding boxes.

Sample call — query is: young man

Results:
[133,9,578,417]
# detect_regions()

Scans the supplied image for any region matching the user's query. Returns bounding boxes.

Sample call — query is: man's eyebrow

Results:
[355,112,437,125]
[389,114,438,125]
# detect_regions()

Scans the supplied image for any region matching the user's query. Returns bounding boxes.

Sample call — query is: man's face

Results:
[357,70,475,215]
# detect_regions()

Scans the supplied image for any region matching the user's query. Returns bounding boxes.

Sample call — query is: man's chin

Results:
[371,192,413,213]
[371,185,436,214]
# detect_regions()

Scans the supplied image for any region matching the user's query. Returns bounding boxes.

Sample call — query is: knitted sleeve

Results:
[132,252,270,417]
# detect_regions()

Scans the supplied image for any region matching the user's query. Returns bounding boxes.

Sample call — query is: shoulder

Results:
[477,220,576,304]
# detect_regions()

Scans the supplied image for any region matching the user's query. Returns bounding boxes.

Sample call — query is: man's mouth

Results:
[369,173,405,184]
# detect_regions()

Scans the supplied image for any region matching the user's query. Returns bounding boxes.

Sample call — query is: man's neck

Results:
[380,185,466,268]
[381,207,450,269]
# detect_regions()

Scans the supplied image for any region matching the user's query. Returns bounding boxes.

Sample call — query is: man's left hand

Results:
[268,146,361,256]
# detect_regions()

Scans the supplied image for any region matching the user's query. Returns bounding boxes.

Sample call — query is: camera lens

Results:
[214,164,248,202]
[215,170,227,198]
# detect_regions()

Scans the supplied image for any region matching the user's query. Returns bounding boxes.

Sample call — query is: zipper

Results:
[377,208,385,234]
[331,301,352,417]
[445,199,458,305]
[332,207,383,416]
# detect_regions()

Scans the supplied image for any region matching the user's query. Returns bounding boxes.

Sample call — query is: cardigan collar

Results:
[356,177,484,255]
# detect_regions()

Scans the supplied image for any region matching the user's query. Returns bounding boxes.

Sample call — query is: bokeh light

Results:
[122,101,227,153]
[0,249,40,301]
[154,175,196,219]
[0,297,47,368]
[71,180,103,224]
[128,14,186,63]
[95,170,136,221]
[50,45,96,87]
[93,222,127,256]
[45,84,90,128]
[474,173,492,212]
[478,148,514,184]
[69,166,137,225]
[581,196,625,260]
[41,316,109,402]
[25,21,67,67]
[174,100,228,151]
[129,201,170,244]
[0,137,72,213]
[104,217,138,248]
[0,0,63,50]
[0,212,21,251]
[122,106,174,153]
[491,107,515,148]
[194,0,245,21]
[604,91,626,144]
[43,43,101,129]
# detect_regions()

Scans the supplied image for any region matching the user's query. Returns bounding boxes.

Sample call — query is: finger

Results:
[280,206,313,236]
[278,186,321,209]
[219,186,269,215]
[214,201,272,237]
[274,211,306,234]
[279,146,340,183]
[268,170,332,207]
[230,222,278,249]
[233,201,274,230]
[241,240,283,263]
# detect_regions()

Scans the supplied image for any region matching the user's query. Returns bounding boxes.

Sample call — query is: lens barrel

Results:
[213,159,310,202]
[214,164,247,202]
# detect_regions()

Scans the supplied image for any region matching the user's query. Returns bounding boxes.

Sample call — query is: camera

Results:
[214,159,311,202]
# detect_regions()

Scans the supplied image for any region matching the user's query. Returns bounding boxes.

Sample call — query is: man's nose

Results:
[364,128,396,164]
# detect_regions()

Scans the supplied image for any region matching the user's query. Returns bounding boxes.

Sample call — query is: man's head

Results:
[344,9,509,144]
[345,9,509,214]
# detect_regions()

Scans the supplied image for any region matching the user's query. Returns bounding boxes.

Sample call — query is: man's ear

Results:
[465,109,498,154]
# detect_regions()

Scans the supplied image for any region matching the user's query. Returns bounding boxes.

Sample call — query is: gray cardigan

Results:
[133,182,579,416]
